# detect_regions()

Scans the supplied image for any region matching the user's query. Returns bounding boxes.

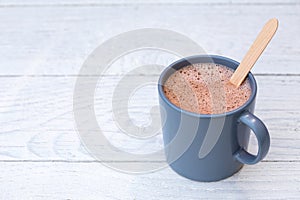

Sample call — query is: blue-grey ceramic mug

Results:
[158,55,270,182]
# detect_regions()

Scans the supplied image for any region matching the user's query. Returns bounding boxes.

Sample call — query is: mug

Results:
[158,55,270,182]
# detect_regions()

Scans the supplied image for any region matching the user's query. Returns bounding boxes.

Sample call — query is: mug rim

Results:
[158,55,257,118]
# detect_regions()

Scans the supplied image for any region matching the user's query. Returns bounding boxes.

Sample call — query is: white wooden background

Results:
[0,0,300,199]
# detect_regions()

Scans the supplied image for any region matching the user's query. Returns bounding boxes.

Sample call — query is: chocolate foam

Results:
[163,63,251,114]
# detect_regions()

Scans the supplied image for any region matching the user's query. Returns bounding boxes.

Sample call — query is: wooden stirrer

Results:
[230,18,278,87]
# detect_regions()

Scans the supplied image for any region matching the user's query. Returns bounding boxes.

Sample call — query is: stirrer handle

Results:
[230,18,278,87]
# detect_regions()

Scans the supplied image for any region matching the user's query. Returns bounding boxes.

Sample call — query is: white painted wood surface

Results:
[0,76,299,162]
[0,162,300,200]
[0,1,299,199]
[0,4,299,75]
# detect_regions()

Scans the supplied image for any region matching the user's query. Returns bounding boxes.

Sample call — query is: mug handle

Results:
[234,111,270,165]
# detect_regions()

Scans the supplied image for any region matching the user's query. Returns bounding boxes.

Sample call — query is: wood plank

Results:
[0,4,299,75]
[0,75,299,161]
[0,162,299,199]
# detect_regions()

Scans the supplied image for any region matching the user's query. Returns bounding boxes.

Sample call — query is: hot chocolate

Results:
[163,63,251,114]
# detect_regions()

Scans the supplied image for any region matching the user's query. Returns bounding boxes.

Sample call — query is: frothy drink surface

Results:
[163,63,251,114]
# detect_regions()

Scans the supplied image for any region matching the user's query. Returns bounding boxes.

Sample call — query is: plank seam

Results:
[0,74,300,78]
[0,160,298,163]
[0,2,298,8]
